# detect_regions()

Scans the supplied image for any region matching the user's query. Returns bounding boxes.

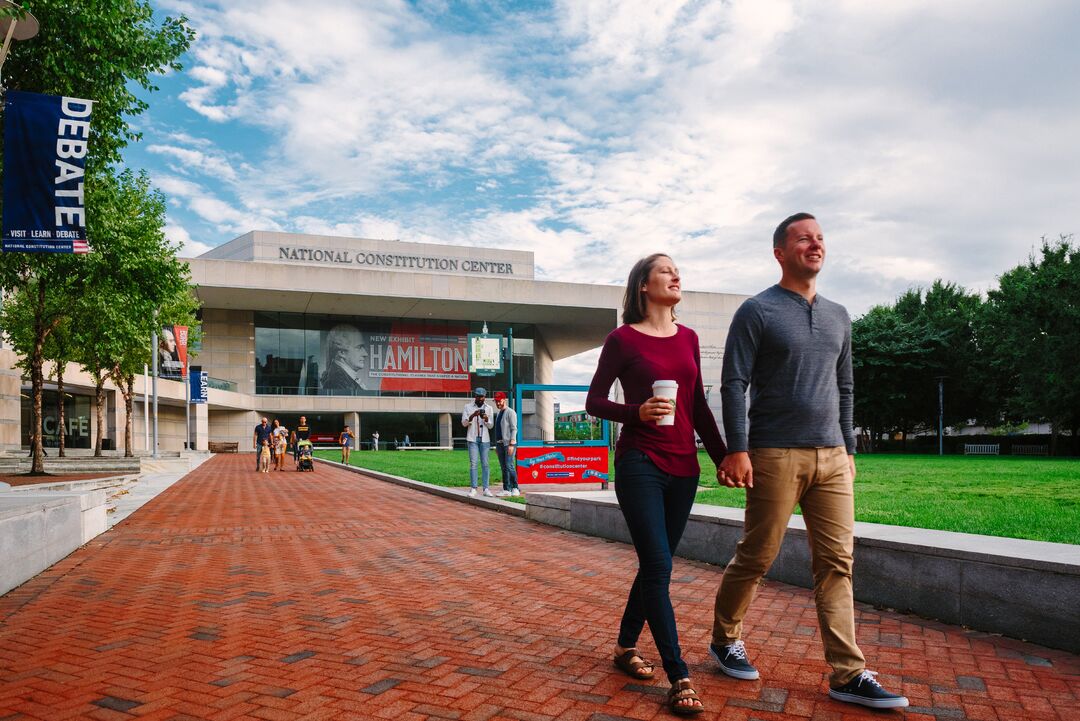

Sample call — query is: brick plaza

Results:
[1,456,1076,720]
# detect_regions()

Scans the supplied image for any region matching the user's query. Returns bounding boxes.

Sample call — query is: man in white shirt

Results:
[461,387,495,497]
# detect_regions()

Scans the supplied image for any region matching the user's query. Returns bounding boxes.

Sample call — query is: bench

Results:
[208,441,239,453]
[1012,444,1049,456]
[964,443,1000,455]
[396,444,452,451]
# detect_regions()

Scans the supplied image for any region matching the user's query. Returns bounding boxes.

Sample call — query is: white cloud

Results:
[167,221,213,258]
[147,144,240,182]
[149,0,1079,318]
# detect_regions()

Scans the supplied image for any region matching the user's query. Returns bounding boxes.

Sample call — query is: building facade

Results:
[1,232,748,453]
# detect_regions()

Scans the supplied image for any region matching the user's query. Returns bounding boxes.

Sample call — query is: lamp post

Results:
[0,0,39,84]
[935,376,948,456]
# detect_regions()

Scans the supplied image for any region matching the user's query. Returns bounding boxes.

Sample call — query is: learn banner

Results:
[2,90,93,253]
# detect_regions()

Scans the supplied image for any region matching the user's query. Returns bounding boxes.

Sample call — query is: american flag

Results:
[73,239,90,254]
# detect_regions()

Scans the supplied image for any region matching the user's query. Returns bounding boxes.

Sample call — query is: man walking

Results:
[461,387,495,497]
[293,415,310,463]
[492,391,520,497]
[709,213,908,709]
[252,417,272,472]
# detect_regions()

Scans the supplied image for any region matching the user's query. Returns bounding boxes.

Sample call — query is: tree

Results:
[981,236,1080,454]
[852,281,987,450]
[69,169,197,457]
[852,304,936,450]
[0,0,192,472]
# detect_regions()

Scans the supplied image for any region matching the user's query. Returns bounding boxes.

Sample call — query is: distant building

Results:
[1,232,748,451]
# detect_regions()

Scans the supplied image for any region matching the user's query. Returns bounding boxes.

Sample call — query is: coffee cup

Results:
[651,380,678,426]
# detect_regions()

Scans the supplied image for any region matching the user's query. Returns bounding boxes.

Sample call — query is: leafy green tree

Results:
[0,0,192,472]
[69,169,197,457]
[981,236,1080,454]
[853,281,988,450]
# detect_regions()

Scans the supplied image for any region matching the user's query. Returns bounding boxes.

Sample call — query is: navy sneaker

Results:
[708,640,759,680]
[829,670,909,709]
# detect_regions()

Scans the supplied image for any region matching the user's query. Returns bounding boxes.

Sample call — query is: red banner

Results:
[159,325,188,379]
[374,322,470,393]
[516,446,610,484]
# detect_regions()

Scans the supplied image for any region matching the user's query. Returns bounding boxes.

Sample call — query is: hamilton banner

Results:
[317,321,470,395]
[2,90,93,254]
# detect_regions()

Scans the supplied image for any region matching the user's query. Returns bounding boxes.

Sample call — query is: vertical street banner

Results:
[189,371,208,404]
[2,90,94,253]
[159,325,189,379]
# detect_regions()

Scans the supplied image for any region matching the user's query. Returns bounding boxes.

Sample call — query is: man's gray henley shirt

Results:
[721,284,856,454]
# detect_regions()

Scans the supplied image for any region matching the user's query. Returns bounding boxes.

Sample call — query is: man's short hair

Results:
[773,212,816,248]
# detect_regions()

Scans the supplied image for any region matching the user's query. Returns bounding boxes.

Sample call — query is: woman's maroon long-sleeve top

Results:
[586,324,727,476]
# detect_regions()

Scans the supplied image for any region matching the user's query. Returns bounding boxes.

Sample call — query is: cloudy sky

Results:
[132,0,1078,397]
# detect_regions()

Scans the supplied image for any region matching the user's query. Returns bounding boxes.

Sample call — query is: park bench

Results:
[963,443,1000,455]
[208,441,239,453]
[1011,444,1049,456]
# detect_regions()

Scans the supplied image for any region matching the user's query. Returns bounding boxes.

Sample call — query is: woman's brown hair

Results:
[621,253,677,325]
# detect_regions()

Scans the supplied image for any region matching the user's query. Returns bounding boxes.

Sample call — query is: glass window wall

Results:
[254,313,535,397]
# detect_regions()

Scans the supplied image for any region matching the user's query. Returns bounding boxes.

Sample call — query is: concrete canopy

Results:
[188,258,620,361]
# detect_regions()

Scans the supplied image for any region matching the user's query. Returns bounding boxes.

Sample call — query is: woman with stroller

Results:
[586,253,727,716]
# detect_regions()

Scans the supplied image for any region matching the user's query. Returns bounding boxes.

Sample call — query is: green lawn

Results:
[317,449,1080,544]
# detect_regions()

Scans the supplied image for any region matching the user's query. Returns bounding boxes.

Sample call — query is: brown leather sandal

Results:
[667,678,704,716]
[613,648,655,679]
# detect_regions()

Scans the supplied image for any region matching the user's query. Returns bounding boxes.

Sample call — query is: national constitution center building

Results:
[1,232,747,452]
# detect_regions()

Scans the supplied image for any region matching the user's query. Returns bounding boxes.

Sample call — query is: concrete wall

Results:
[209,409,260,449]
[0,494,82,596]
[0,349,21,452]
[526,492,1080,653]
[200,308,256,395]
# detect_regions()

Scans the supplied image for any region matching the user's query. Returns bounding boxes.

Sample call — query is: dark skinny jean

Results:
[614,449,698,682]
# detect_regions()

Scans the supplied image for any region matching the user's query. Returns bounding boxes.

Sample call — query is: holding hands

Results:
[718,451,753,489]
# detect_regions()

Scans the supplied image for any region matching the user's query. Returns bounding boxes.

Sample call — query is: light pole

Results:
[935,376,948,456]
[0,1,39,84]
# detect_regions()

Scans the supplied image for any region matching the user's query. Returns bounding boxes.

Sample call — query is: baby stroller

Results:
[295,439,315,472]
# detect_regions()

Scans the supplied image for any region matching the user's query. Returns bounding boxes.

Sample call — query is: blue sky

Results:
[128,0,1079,398]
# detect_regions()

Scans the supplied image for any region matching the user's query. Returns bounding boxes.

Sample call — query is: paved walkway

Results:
[0,455,1076,721]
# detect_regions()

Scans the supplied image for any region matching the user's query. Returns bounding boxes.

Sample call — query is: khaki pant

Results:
[712,446,865,687]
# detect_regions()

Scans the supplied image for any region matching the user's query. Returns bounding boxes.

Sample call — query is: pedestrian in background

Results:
[461,387,495,497]
[340,425,354,464]
[493,391,519,497]
[252,417,272,472]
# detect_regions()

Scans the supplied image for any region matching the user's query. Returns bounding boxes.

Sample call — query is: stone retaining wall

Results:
[526,491,1080,654]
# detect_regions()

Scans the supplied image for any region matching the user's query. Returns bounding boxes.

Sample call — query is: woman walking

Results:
[586,253,727,716]
[273,421,289,471]
[339,425,355,464]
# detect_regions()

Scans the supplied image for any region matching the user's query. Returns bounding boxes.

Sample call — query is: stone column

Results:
[0,350,22,452]
[348,411,360,449]
[192,402,209,451]
[438,413,453,448]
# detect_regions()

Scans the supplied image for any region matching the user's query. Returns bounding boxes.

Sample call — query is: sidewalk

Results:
[0,454,1076,721]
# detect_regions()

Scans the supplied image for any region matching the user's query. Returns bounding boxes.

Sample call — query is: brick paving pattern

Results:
[1,454,1077,721]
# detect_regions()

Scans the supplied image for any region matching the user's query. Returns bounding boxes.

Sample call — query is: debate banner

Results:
[2,91,93,253]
